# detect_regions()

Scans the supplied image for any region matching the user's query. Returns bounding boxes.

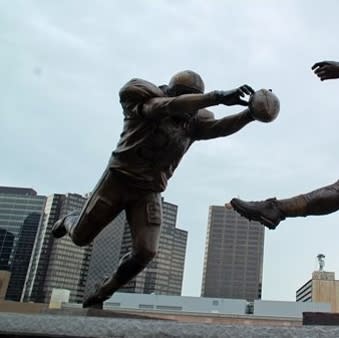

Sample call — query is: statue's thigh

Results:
[125,192,162,254]
[72,170,125,245]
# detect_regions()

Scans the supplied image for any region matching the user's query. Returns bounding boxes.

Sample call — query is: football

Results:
[249,89,280,123]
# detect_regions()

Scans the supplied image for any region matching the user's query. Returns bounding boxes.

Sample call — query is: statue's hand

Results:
[312,61,339,81]
[214,85,255,106]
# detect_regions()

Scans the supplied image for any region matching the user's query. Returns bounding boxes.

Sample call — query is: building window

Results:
[139,304,154,309]
[108,302,121,307]
[156,305,182,311]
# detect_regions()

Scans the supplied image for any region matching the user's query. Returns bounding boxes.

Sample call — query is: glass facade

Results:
[0,186,46,301]
[201,204,264,301]
[6,212,42,300]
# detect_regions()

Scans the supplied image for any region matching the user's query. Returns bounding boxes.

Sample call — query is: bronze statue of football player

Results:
[231,61,339,229]
[52,70,261,309]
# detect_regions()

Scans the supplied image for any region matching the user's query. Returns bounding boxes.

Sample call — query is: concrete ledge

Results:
[44,307,172,320]
[2,313,339,338]
[0,300,47,314]
[60,304,303,326]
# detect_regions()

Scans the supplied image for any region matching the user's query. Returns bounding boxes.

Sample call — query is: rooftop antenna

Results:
[317,253,325,272]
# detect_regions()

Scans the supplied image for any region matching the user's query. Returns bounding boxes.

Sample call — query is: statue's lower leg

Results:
[83,251,155,309]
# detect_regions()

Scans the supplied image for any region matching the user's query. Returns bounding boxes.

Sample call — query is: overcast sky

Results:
[2,0,339,301]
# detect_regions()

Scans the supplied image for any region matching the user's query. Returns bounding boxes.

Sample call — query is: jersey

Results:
[109,78,214,192]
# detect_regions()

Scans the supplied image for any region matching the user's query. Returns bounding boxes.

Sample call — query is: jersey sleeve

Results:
[189,109,216,140]
[119,78,165,118]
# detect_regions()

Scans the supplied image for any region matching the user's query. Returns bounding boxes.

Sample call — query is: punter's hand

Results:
[312,61,339,81]
[214,85,255,106]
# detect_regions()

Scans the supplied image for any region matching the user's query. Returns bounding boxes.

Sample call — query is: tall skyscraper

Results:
[24,193,90,303]
[6,212,43,301]
[120,200,188,296]
[0,186,46,301]
[201,204,264,301]
[23,193,64,302]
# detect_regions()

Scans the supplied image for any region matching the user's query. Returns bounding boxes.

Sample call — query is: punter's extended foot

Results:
[230,197,285,229]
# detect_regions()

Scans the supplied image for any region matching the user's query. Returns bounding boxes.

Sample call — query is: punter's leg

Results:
[291,180,339,216]
[83,192,162,308]
[52,169,124,246]
[231,180,339,229]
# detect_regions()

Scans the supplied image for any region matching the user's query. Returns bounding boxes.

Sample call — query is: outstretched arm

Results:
[142,93,219,120]
[142,85,254,121]
[312,61,339,81]
[192,108,254,140]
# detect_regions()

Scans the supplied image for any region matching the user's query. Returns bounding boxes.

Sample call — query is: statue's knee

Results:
[137,248,157,265]
[72,233,91,247]
[145,248,157,261]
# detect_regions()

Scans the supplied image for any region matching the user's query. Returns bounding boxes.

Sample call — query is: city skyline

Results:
[2,184,188,303]
[1,183,268,304]
[2,180,338,304]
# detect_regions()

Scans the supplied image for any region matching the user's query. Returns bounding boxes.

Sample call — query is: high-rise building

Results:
[23,194,64,302]
[24,193,90,303]
[6,212,43,301]
[201,204,264,301]
[120,200,188,296]
[0,187,46,265]
[0,186,46,301]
